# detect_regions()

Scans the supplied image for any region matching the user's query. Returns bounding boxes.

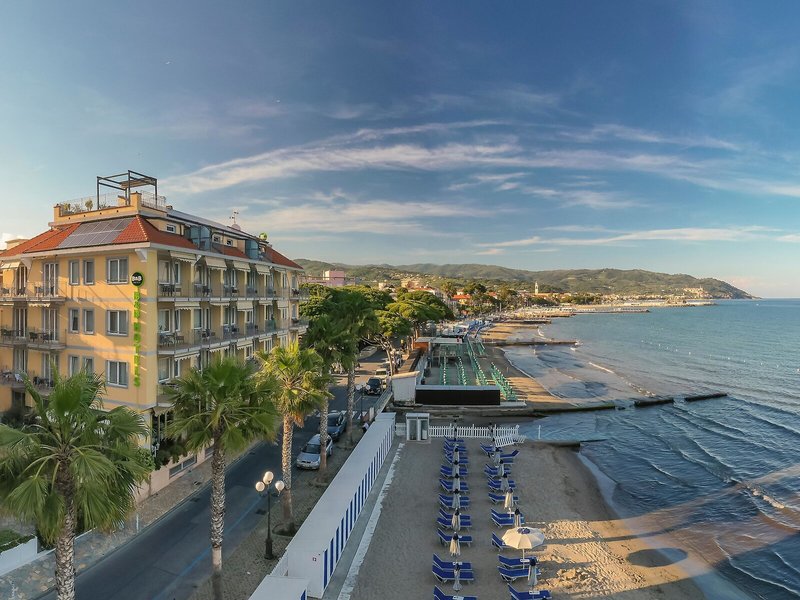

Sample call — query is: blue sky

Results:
[2,2,800,296]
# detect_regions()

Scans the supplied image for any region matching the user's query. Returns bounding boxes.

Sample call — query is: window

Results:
[69,308,79,333]
[158,260,171,283]
[83,260,95,285]
[68,355,80,376]
[158,358,171,382]
[107,258,128,284]
[226,239,233,246]
[69,261,80,285]
[192,308,203,329]
[107,310,129,335]
[83,357,94,374]
[213,235,221,243]
[166,224,177,233]
[83,309,95,334]
[107,361,128,387]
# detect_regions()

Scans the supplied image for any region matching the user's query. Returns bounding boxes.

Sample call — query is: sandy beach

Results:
[348,438,704,600]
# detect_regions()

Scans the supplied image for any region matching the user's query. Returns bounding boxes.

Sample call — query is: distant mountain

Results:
[294,259,753,299]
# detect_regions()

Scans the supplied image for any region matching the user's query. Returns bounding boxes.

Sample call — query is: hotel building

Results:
[0,171,307,494]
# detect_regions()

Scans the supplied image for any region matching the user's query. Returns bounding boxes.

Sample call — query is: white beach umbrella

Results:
[513,508,522,529]
[449,532,461,558]
[497,461,505,477]
[504,488,516,514]
[527,556,538,590]
[500,473,510,492]
[492,447,501,465]
[502,527,545,560]
[453,562,462,592]
[451,490,461,510]
[453,447,460,463]
[453,473,461,492]
[451,508,461,532]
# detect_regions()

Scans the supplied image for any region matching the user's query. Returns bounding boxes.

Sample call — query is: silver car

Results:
[295,434,333,470]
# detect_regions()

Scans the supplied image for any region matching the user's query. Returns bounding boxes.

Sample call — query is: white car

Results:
[295,434,333,470]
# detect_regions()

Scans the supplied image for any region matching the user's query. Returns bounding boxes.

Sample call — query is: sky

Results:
[2,2,800,297]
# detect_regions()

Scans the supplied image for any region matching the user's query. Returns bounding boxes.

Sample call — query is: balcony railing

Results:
[158,324,266,352]
[290,318,309,328]
[0,369,25,388]
[0,328,28,346]
[0,284,65,302]
[27,328,67,350]
[263,320,277,334]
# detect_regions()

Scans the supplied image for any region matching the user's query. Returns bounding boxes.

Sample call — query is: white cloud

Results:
[481,226,773,248]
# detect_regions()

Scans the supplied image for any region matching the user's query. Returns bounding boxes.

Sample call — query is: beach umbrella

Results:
[504,488,516,514]
[527,556,538,590]
[453,447,460,463]
[451,508,461,532]
[513,508,522,529]
[449,532,461,558]
[501,527,545,560]
[492,447,501,465]
[451,490,461,509]
[453,562,462,592]
[453,473,461,492]
[500,473,510,492]
[497,461,505,477]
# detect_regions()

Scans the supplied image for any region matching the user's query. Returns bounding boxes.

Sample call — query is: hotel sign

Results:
[132,273,143,387]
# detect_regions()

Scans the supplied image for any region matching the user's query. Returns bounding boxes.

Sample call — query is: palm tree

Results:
[164,356,278,600]
[257,343,329,533]
[0,371,151,600]
[301,313,345,474]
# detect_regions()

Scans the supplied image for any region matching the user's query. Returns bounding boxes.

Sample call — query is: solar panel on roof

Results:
[58,218,134,249]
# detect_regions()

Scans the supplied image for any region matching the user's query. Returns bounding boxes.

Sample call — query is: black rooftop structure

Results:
[97,170,158,204]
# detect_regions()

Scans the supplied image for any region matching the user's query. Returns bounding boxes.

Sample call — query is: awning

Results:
[253,264,270,275]
[236,300,254,311]
[236,339,251,349]
[0,260,20,270]
[231,261,249,271]
[204,257,227,270]
[175,301,200,310]
[171,251,198,263]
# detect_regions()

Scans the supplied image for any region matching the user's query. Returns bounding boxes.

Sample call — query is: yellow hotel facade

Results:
[0,171,307,496]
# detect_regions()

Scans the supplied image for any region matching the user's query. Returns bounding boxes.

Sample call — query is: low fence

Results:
[0,538,38,577]
[254,412,396,599]
[428,423,521,441]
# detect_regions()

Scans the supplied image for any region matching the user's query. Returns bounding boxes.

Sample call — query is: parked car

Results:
[295,434,333,470]
[363,377,382,395]
[375,367,389,383]
[327,411,346,441]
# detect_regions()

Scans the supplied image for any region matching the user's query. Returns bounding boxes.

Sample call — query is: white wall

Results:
[253,412,396,599]
[0,538,38,577]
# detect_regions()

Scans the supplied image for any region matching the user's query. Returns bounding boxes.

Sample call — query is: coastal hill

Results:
[294,260,753,299]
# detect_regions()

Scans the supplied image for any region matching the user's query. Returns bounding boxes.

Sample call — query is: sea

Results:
[508,299,800,600]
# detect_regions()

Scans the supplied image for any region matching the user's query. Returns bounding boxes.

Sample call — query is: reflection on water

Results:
[514,300,800,599]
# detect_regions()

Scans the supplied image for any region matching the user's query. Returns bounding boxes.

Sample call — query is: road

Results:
[39,353,387,600]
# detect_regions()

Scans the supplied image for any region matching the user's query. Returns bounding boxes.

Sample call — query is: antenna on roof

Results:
[230,210,239,225]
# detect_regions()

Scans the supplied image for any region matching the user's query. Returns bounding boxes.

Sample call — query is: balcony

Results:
[27,328,67,351]
[0,328,28,347]
[263,320,277,334]
[290,317,309,330]
[29,283,66,302]
[0,370,25,390]
[157,324,264,354]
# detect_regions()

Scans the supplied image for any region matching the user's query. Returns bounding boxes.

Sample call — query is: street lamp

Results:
[255,470,285,560]
[356,383,365,425]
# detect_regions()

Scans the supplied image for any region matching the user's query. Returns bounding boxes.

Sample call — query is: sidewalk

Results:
[0,442,256,600]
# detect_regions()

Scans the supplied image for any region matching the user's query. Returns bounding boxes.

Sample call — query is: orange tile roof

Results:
[217,244,248,259]
[0,214,303,271]
[265,247,302,269]
[0,224,79,257]
[114,216,197,249]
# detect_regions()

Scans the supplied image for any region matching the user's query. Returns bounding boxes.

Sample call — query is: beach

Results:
[348,438,704,600]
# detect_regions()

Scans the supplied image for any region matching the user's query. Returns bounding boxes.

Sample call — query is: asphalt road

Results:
[39,353,387,600]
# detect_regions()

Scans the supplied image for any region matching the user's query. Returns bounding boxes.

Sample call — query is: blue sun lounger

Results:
[488,479,516,492]
[488,491,519,504]
[501,449,520,460]
[432,562,475,584]
[440,465,469,479]
[440,478,470,493]
[433,553,473,571]
[498,565,540,582]
[437,515,473,530]
[491,532,509,551]
[437,529,473,547]
[491,509,525,528]
[434,585,477,600]
[508,584,552,599]
[484,465,512,477]
[499,554,538,569]
[439,494,470,509]
[444,453,470,465]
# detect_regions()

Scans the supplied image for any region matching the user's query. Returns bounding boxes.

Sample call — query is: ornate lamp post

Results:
[255,470,285,560]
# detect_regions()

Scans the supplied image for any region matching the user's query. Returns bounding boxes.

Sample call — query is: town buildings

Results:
[0,171,307,495]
